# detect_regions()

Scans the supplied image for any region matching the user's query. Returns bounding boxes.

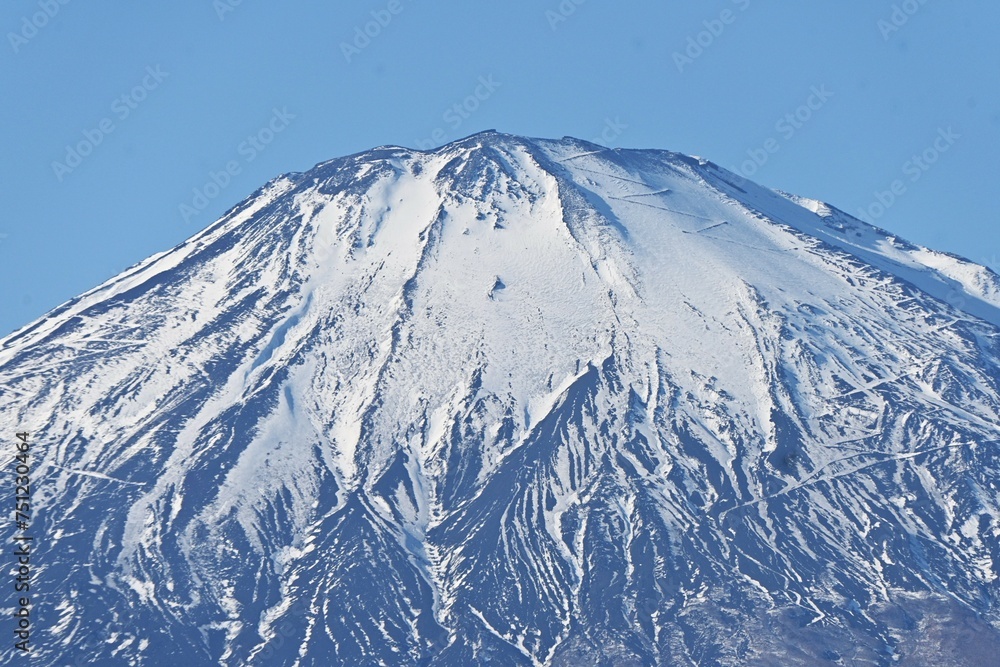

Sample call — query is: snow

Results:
[3,132,1000,665]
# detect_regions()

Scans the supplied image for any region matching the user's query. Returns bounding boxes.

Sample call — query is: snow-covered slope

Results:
[3,132,1000,666]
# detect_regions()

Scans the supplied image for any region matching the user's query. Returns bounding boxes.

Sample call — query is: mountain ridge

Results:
[3,133,1000,666]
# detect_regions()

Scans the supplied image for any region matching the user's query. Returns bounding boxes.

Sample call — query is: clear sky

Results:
[2,1,998,337]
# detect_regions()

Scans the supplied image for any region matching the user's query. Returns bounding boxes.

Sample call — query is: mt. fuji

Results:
[3,132,1000,666]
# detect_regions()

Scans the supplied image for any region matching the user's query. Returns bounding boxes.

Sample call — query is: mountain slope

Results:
[3,132,1000,666]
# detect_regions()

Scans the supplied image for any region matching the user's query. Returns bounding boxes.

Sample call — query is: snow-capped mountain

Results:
[3,132,1000,666]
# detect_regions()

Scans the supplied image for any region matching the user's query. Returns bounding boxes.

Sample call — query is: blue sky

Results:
[2,0,998,336]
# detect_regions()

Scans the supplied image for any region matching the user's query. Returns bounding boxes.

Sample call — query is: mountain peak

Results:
[4,137,1000,665]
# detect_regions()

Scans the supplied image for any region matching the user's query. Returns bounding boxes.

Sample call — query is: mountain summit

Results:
[4,133,1000,666]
